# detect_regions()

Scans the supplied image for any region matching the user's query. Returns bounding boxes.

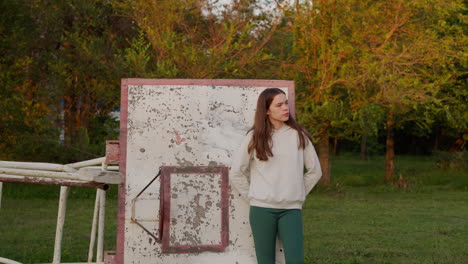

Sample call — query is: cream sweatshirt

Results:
[229,125,322,209]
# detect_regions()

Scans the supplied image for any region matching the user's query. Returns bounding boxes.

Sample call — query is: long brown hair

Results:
[248,88,312,161]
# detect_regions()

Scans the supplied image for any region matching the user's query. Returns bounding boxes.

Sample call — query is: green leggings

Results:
[249,206,304,264]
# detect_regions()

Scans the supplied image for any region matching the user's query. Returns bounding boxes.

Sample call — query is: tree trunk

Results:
[410,135,417,154]
[385,112,395,182]
[64,80,91,150]
[64,90,78,147]
[433,127,439,151]
[317,133,331,185]
[360,134,368,160]
[333,137,339,156]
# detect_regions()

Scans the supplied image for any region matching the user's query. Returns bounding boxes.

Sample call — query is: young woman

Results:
[230,88,322,264]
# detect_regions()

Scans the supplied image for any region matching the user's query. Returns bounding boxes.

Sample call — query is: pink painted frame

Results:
[117,81,128,264]
[117,79,295,263]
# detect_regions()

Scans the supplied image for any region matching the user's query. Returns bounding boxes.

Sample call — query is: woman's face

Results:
[267,93,289,124]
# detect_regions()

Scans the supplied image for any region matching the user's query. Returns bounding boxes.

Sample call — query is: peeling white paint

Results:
[124,84,289,263]
[169,173,222,246]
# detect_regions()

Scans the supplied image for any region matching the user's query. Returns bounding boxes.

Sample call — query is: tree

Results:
[118,0,279,79]
[0,0,58,160]
[432,1,468,151]
[28,0,134,160]
[282,0,367,185]
[278,0,465,184]
[0,0,135,161]
[356,0,465,181]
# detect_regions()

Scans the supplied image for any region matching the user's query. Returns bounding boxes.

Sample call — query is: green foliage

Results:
[87,114,120,156]
[118,30,154,78]
[0,0,132,161]
[0,0,58,160]
[118,0,277,79]
[435,78,468,137]
[298,98,356,142]
[0,0,466,162]
[288,0,466,145]
[354,102,386,137]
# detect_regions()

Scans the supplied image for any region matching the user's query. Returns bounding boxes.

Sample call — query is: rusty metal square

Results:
[159,166,229,254]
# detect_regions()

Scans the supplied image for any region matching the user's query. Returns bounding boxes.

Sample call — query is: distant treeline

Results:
[0,0,466,183]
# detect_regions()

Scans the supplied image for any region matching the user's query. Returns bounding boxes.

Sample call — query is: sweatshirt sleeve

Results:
[229,132,253,199]
[304,139,322,195]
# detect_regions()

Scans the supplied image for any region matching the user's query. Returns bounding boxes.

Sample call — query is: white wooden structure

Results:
[0,154,122,264]
[117,79,295,264]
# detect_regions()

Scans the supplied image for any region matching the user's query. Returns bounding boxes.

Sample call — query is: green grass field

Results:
[1,155,467,263]
[303,189,468,264]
